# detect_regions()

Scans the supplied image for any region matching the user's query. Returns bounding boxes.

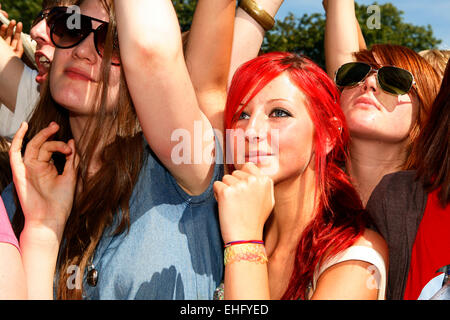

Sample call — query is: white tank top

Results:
[309,246,387,300]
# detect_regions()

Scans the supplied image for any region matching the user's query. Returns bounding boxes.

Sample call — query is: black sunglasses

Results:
[335,62,416,96]
[31,6,68,29]
[50,12,120,66]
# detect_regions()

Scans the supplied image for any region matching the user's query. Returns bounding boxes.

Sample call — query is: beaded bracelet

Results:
[224,240,264,248]
[224,243,268,266]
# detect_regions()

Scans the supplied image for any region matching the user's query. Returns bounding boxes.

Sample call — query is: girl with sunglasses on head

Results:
[214,52,388,300]
[324,0,441,206]
[366,60,450,300]
[4,0,236,300]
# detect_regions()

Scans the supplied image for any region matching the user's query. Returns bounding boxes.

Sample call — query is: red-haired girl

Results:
[324,0,441,206]
[367,60,450,300]
[214,52,388,300]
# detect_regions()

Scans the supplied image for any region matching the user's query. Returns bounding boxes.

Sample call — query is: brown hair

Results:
[354,44,441,170]
[12,0,144,299]
[42,0,77,10]
[414,59,449,207]
[419,49,450,80]
[0,136,12,194]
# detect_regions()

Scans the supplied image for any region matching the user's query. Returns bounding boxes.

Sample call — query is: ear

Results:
[325,117,343,155]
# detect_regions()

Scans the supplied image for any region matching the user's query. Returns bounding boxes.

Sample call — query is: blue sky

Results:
[275,0,450,50]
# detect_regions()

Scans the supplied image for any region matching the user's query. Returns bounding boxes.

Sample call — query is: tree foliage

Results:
[172,0,197,32]
[355,2,441,51]
[172,1,441,68]
[263,2,441,68]
[0,0,42,33]
[1,0,442,69]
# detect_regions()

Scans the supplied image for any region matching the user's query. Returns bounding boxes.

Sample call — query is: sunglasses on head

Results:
[335,62,416,96]
[31,6,68,29]
[49,12,120,66]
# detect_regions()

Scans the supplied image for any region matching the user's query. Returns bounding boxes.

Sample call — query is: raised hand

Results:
[9,122,79,241]
[213,163,275,244]
[0,5,24,59]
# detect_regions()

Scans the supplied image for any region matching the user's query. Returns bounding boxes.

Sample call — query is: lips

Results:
[354,96,381,111]
[245,150,274,164]
[35,52,51,84]
[64,67,96,82]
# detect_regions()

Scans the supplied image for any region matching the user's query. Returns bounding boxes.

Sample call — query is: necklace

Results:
[87,255,98,287]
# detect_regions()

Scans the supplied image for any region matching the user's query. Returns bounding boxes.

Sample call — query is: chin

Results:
[349,126,410,143]
[53,92,91,114]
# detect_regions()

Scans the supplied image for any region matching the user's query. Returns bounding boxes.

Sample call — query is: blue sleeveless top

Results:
[2,138,224,299]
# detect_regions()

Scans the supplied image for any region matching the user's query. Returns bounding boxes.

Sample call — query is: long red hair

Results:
[225,52,368,299]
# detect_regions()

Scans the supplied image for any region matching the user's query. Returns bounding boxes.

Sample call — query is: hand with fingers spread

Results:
[213,162,275,244]
[9,122,79,242]
[0,6,24,59]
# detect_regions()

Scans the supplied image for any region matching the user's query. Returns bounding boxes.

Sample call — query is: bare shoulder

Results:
[311,229,389,300]
[352,228,389,268]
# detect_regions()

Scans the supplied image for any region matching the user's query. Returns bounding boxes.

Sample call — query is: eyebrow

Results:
[267,98,293,103]
[239,98,293,106]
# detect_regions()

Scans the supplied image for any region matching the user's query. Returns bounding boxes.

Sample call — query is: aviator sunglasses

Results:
[31,6,68,29]
[49,11,120,66]
[335,62,416,96]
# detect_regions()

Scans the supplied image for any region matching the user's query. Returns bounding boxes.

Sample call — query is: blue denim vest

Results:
[2,138,224,299]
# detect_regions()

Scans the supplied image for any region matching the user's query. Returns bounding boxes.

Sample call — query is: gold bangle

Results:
[238,0,275,32]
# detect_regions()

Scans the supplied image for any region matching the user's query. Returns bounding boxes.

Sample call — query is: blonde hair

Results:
[419,49,450,79]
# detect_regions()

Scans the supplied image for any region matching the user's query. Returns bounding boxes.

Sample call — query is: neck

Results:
[69,113,114,176]
[346,137,408,206]
[264,165,317,259]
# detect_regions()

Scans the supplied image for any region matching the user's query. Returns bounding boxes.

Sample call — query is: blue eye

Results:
[238,112,250,120]
[270,108,291,118]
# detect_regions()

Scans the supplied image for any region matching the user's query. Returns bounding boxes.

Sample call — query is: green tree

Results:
[172,0,197,32]
[2,0,441,69]
[1,0,42,33]
[262,12,326,67]
[172,1,442,69]
[356,2,441,51]
[263,2,441,68]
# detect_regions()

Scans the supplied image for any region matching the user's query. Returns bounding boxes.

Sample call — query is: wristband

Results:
[224,243,268,266]
[224,240,264,248]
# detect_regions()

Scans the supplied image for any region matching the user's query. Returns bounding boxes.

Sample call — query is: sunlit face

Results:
[49,0,120,116]
[340,69,419,143]
[30,7,55,85]
[229,73,315,183]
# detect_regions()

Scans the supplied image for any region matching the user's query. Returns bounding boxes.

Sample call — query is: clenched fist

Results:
[214,163,275,244]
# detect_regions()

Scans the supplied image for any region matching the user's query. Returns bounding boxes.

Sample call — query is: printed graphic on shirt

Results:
[418,265,450,300]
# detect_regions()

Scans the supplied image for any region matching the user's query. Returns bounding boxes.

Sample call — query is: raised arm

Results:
[115,0,215,196]
[228,0,284,87]
[324,0,361,78]
[0,13,25,111]
[184,0,235,134]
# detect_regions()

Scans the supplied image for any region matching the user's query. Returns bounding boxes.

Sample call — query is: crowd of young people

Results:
[0,0,448,300]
